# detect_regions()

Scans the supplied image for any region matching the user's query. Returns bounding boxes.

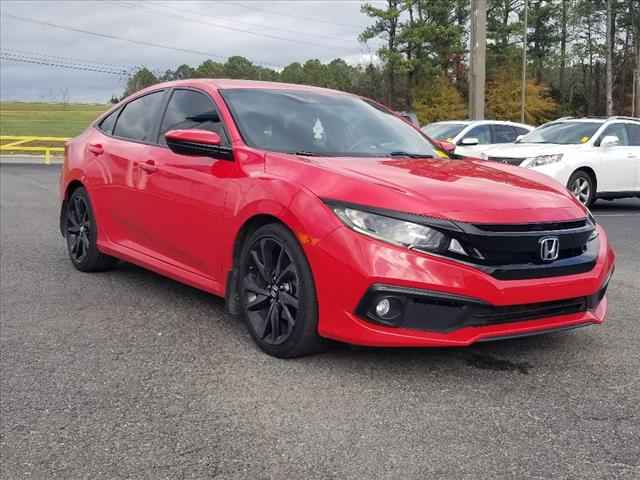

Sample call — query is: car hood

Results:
[481,143,581,159]
[267,154,587,224]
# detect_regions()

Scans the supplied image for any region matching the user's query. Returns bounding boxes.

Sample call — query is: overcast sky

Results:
[0,0,384,103]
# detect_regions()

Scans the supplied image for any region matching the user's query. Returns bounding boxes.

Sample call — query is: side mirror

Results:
[165,129,233,161]
[515,134,525,142]
[435,140,456,154]
[460,137,479,146]
[600,135,620,148]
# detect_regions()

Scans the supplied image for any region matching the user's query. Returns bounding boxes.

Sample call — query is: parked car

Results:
[480,116,640,206]
[60,79,615,358]
[421,120,533,158]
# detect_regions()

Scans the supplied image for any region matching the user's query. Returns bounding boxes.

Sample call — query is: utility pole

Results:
[635,40,640,116]
[633,70,637,117]
[469,0,487,120]
[521,0,528,123]
[606,0,613,116]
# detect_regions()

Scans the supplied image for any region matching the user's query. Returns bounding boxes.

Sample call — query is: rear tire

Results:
[64,187,117,272]
[567,170,596,207]
[238,223,325,358]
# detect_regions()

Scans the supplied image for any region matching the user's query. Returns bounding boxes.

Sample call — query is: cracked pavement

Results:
[1,164,639,479]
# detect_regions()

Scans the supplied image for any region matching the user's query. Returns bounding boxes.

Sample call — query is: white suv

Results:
[480,117,640,206]
[421,120,533,158]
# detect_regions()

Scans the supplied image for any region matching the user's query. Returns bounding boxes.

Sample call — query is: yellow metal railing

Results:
[0,136,69,164]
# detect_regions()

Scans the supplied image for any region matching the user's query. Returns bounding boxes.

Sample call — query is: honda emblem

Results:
[539,236,560,262]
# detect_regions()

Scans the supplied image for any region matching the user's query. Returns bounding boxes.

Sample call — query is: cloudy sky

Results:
[0,0,384,102]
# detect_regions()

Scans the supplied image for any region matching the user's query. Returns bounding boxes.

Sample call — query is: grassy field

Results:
[0,102,109,138]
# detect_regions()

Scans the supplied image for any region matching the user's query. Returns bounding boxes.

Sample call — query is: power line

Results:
[0,51,131,76]
[1,47,135,71]
[218,1,364,30]
[1,12,286,70]
[113,1,361,52]
[110,1,350,44]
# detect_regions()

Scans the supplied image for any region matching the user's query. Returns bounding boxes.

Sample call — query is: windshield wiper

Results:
[388,151,434,159]
[294,151,326,157]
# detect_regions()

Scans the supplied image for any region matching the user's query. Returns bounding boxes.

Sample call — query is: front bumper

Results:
[307,224,615,347]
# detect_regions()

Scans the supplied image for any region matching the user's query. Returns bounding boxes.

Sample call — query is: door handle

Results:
[88,143,104,155]
[139,159,158,173]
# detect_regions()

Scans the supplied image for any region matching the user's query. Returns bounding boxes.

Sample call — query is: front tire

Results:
[64,187,117,272]
[567,170,596,207]
[238,223,325,358]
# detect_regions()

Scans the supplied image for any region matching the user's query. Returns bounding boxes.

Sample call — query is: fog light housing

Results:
[375,298,391,317]
[367,295,404,326]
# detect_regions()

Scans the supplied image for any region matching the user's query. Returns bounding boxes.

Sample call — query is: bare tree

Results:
[606,0,613,116]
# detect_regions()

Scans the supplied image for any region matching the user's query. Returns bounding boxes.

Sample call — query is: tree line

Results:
[120,0,640,126]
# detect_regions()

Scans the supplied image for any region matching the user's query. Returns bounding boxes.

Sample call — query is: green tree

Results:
[280,62,305,84]
[360,0,402,107]
[124,67,158,96]
[302,59,328,87]
[194,60,225,78]
[224,56,257,79]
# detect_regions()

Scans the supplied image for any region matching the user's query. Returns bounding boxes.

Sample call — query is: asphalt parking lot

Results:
[1,164,639,480]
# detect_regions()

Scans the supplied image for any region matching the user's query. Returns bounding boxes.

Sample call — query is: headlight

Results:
[333,207,447,250]
[521,153,563,168]
[329,205,482,259]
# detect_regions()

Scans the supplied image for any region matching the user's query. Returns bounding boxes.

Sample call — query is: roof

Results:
[425,120,533,128]
[146,78,353,94]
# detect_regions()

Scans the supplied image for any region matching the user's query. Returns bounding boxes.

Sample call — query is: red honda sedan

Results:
[60,79,615,357]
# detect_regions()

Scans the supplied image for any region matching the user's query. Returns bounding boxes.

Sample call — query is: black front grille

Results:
[474,219,587,232]
[486,156,525,166]
[470,297,588,324]
[448,217,598,280]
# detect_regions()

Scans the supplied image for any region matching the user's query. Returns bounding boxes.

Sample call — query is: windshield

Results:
[421,123,466,141]
[518,121,603,145]
[220,88,436,157]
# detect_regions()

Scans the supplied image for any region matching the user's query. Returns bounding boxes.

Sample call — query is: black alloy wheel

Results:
[64,187,117,272]
[66,194,91,264]
[238,223,325,358]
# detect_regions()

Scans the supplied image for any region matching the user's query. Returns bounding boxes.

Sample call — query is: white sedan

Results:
[480,117,640,206]
[421,120,533,158]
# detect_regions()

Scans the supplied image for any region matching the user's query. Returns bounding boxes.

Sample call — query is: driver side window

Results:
[597,124,629,146]
[462,125,492,144]
[159,89,228,146]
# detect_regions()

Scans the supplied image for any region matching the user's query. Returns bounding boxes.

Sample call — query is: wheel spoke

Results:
[242,275,270,297]
[73,197,84,224]
[270,302,280,340]
[280,303,296,328]
[279,291,299,310]
[67,224,80,234]
[247,294,270,312]
[276,263,295,283]
[70,234,79,254]
[250,250,268,282]
[260,239,275,279]
[254,304,271,340]
[273,245,285,279]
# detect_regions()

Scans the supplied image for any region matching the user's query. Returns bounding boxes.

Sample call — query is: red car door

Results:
[131,88,237,284]
[95,90,167,253]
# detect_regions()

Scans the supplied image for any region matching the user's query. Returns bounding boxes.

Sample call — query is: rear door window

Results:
[98,108,120,135]
[158,89,228,145]
[492,124,517,143]
[625,123,640,146]
[113,91,165,142]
